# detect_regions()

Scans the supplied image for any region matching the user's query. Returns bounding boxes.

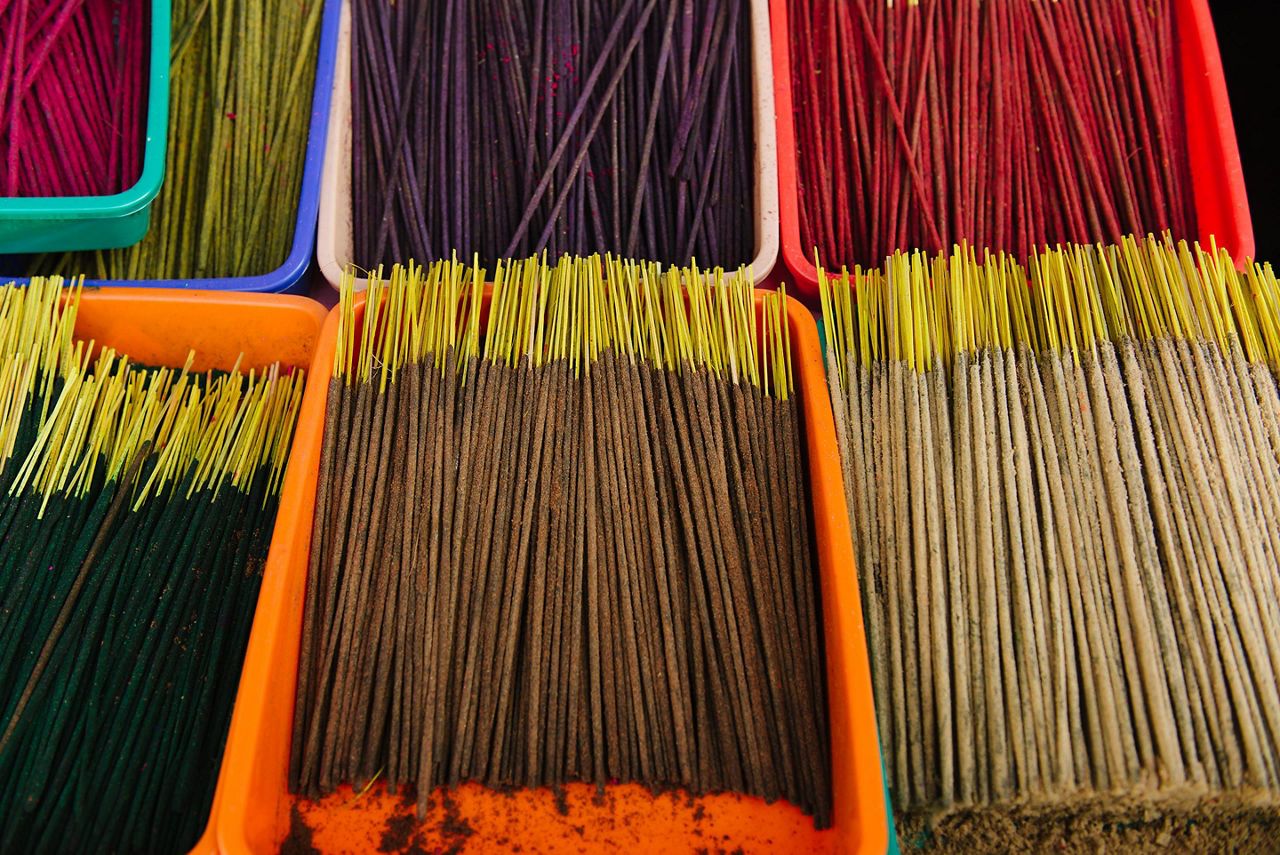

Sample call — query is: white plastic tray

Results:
[317,0,779,291]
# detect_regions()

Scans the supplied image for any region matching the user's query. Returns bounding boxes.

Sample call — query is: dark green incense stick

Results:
[0,279,306,854]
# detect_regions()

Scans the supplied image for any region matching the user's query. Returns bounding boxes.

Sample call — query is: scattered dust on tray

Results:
[376,789,476,855]
[440,792,476,841]
[279,804,320,855]
[378,813,417,853]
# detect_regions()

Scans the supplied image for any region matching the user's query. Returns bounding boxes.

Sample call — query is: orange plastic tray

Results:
[71,287,328,375]
[205,289,888,854]
[37,287,329,855]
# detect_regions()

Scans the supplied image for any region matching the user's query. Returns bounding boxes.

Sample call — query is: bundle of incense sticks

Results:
[820,237,1280,847]
[790,0,1196,269]
[28,0,322,279]
[0,0,149,197]
[289,256,830,827]
[0,278,304,854]
[351,0,755,270]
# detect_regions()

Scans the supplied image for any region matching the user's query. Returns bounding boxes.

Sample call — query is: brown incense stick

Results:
[292,259,829,828]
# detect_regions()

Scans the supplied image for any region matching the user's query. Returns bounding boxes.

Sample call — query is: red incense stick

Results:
[789,0,1197,270]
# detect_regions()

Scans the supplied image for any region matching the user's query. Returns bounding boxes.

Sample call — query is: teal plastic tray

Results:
[0,0,171,254]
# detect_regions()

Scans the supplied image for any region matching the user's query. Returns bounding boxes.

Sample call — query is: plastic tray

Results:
[69,287,327,373]
[771,0,1256,299]
[316,0,780,292]
[0,0,171,254]
[36,286,328,855]
[0,0,341,294]
[204,289,888,854]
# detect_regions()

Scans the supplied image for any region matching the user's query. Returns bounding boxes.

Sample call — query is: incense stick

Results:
[292,255,832,827]
[0,277,305,853]
[821,236,1280,845]
[792,0,1197,270]
[351,0,754,271]
[0,0,149,198]
[28,0,322,279]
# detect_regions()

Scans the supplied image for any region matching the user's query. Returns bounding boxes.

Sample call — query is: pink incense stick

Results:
[0,0,149,197]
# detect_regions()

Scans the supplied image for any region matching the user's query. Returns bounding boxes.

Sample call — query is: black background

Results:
[1207,1,1278,261]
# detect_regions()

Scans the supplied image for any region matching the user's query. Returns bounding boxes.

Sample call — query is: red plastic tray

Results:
[771,0,1256,299]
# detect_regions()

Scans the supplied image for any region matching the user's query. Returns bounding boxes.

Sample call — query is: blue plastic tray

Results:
[0,0,340,295]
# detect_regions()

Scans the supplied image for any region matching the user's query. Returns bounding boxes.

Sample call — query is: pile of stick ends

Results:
[289,256,831,827]
[821,235,1280,852]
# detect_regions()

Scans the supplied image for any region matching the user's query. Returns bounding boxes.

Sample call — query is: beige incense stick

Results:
[819,237,1280,843]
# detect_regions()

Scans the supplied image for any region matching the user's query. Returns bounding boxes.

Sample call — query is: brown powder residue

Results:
[898,797,1280,854]
[553,784,570,816]
[379,813,417,852]
[374,790,476,855]
[279,805,319,855]
[440,792,476,841]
